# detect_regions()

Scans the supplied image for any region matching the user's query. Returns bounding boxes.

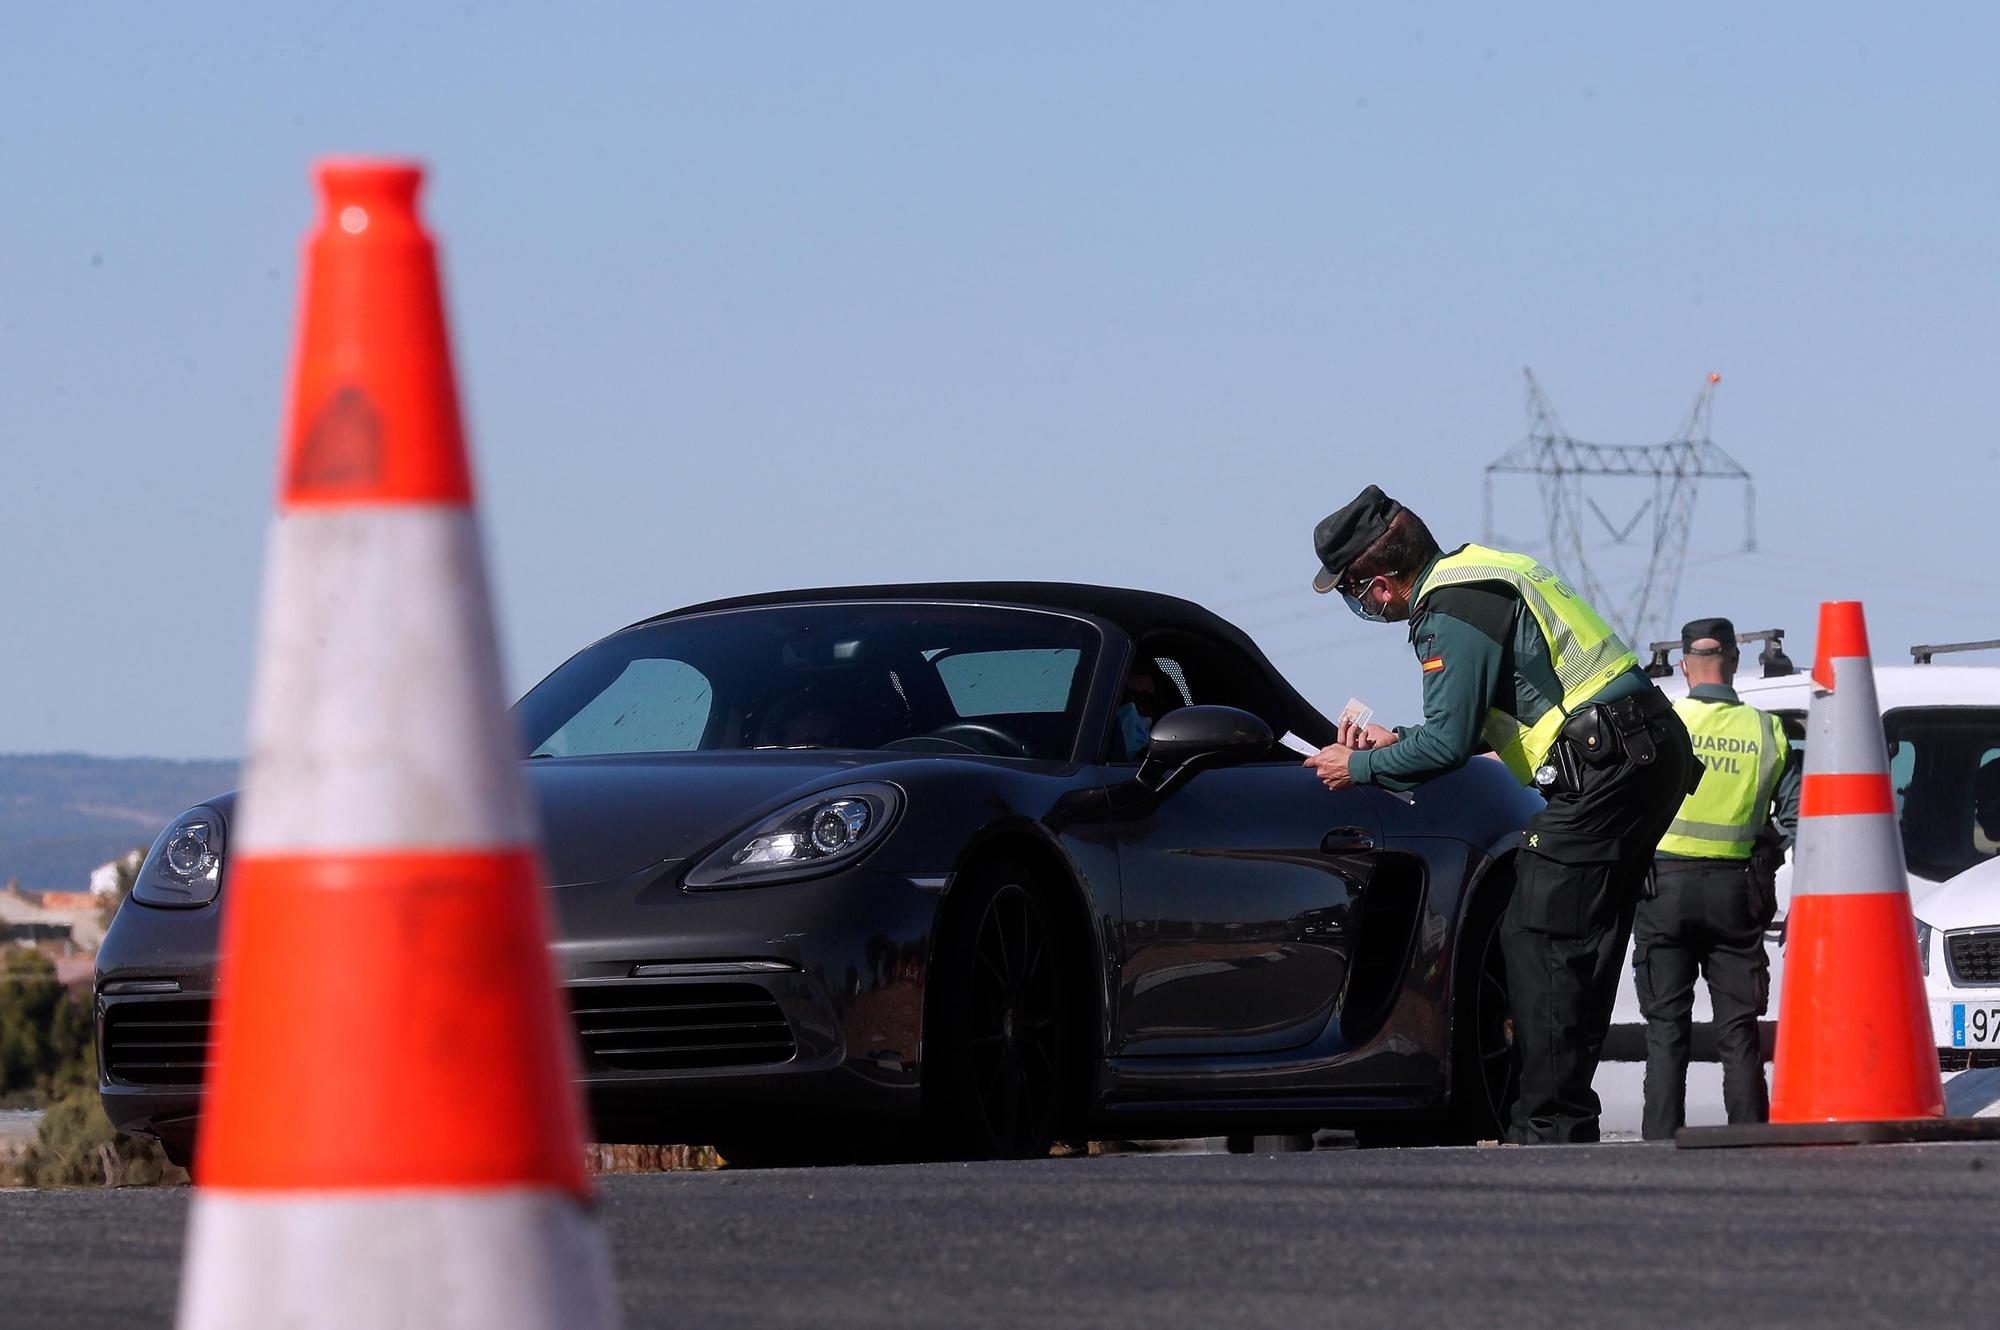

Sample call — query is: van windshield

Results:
[1783,706,2000,882]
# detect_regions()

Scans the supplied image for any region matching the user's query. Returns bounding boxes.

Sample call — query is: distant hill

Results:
[0,754,238,892]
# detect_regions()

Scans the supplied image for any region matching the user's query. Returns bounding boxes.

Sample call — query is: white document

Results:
[1279,730,1320,757]
[1285,726,1416,805]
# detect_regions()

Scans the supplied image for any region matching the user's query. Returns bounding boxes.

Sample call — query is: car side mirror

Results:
[1136,705,1275,797]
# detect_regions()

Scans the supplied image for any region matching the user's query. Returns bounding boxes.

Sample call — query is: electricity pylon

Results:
[1482,368,1754,646]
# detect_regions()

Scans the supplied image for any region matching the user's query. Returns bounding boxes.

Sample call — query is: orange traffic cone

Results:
[1680,601,1998,1147]
[178,162,619,1326]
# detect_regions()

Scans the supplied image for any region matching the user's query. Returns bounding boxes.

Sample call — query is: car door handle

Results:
[1321,827,1375,853]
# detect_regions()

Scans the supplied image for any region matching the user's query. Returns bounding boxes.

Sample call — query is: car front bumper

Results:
[96,863,945,1155]
[1930,994,2000,1070]
[1926,925,2000,1069]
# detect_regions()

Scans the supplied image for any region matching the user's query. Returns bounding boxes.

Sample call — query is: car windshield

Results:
[515,603,1100,761]
[1782,705,2000,883]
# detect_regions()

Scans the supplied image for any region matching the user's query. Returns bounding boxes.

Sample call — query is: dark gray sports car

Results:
[97,583,1537,1164]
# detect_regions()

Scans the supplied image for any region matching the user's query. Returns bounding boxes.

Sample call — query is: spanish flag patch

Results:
[1422,656,1445,674]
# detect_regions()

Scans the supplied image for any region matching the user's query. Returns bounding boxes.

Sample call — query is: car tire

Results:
[1222,1133,1316,1154]
[160,1133,196,1172]
[714,1139,858,1170]
[922,858,1076,1160]
[1359,873,1519,1148]
[1438,879,1520,1143]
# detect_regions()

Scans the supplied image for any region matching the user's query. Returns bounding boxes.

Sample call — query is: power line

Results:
[1212,586,1308,612]
[1744,549,2000,599]
[1482,368,1755,646]
[1236,605,1336,632]
[1255,630,1383,657]
[1689,557,1969,623]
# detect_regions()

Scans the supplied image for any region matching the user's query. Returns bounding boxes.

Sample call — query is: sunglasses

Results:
[1336,569,1400,599]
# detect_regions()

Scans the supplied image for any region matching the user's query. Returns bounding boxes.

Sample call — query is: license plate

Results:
[1952,1004,2000,1048]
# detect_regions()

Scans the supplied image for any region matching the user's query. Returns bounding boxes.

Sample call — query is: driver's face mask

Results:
[1115,703,1153,758]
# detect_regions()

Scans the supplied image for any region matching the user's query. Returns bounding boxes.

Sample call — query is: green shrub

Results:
[0,948,182,1186]
[16,1083,186,1187]
[1,949,80,1104]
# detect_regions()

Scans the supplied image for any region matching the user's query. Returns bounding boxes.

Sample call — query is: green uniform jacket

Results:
[1349,547,1652,792]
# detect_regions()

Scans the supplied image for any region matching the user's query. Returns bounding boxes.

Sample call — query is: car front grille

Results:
[1946,931,2000,986]
[569,982,796,1072]
[1940,1048,2000,1073]
[102,998,214,1087]
[100,982,797,1088]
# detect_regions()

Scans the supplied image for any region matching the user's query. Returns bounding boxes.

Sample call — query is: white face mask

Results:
[1341,575,1395,623]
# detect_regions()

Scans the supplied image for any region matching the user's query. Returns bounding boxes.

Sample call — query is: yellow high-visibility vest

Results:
[1656,695,1787,859]
[1414,544,1639,785]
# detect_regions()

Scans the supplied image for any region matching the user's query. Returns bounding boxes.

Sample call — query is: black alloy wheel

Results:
[925,862,1074,1159]
[968,883,1062,1147]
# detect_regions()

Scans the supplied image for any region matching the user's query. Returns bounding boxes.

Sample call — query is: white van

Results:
[1607,634,2000,1071]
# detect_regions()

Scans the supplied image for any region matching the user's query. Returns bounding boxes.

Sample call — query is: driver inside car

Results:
[755,673,913,749]
[1115,663,1181,760]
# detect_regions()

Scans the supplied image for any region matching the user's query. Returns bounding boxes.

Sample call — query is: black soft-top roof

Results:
[640,581,1333,739]
[652,580,1230,638]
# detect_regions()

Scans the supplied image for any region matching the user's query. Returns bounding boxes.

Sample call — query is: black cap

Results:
[1681,617,1737,655]
[1311,485,1404,594]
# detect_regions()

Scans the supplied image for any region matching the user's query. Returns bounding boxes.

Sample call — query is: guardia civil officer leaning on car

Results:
[1303,485,1696,1144]
[1636,618,1801,1140]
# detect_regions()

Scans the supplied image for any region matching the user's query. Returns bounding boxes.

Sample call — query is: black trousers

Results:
[1500,707,1693,1144]
[1633,861,1771,1140]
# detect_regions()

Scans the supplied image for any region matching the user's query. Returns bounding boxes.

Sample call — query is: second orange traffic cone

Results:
[1769,600,1941,1125]
[178,162,619,1326]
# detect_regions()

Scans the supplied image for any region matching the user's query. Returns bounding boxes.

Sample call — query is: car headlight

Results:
[132,806,227,908]
[1915,918,1932,976]
[684,783,902,889]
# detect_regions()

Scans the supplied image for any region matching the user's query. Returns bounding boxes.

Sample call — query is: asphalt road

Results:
[8,1141,2000,1329]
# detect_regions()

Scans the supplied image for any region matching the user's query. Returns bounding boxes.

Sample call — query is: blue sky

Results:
[4,4,1995,758]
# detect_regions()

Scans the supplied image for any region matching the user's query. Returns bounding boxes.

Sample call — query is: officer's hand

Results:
[1303,744,1355,790]
[1339,719,1399,751]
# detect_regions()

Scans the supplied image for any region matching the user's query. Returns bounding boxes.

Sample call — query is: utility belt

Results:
[1651,855,1745,875]
[1535,687,1679,794]
[1647,842,1782,927]
[1645,854,1750,900]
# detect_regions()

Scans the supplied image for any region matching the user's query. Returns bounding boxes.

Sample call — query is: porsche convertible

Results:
[96,582,1538,1162]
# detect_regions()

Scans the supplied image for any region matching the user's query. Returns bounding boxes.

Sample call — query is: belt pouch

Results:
[1563,706,1615,765]
[1605,696,1658,766]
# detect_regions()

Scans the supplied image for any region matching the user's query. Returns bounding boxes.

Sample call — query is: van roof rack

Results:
[1643,628,1795,680]
[1910,639,2000,665]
